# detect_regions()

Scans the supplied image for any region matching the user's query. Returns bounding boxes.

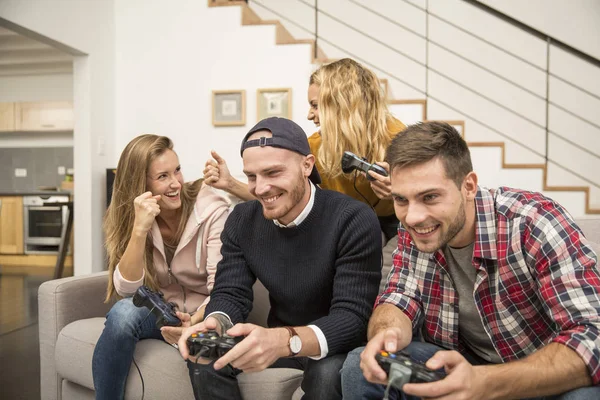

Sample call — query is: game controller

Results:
[376,350,445,385]
[132,285,181,328]
[341,151,388,181]
[187,330,243,360]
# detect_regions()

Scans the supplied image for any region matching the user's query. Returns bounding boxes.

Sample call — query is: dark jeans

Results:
[188,353,347,400]
[341,341,600,400]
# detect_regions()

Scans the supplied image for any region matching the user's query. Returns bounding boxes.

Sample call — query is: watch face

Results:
[290,336,302,354]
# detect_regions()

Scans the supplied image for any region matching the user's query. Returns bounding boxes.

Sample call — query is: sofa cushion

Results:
[55,317,103,390]
[62,380,94,400]
[576,218,600,247]
[55,317,303,400]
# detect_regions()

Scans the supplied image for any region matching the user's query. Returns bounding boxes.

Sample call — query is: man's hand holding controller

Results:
[178,314,233,361]
[360,327,408,385]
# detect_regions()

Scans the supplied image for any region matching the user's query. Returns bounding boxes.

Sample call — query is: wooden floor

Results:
[0,267,56,399]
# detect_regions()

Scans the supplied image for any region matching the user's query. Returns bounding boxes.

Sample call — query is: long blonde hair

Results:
[310,58,395,178]
[103,134,202,302]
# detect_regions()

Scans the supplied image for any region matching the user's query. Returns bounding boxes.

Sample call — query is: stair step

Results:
[238,3,325,62]
[209,0,600,216]
[208,0,247,7]
[241,4,262,25]
[389,99,427,122]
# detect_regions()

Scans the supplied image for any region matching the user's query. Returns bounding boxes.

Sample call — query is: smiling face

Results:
[307,83,320,128]
[146,149,184,213]
[391,157,478,253]
[242,131,314,225]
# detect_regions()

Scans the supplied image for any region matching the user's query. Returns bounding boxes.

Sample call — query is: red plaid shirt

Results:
[377,187,600,383]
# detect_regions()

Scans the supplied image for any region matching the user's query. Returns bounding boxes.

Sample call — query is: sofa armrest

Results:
[39,271,115,400]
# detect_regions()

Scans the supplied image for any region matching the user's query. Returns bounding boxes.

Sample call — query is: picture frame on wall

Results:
[257,88,292,120]
[212,90,246,126]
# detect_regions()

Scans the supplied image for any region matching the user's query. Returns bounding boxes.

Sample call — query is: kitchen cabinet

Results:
[0,103,15,131]
[0,101,73,132]
[16,101,74,131]
[0,196,24,254]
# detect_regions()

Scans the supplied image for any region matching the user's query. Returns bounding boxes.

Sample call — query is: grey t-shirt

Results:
[444,243,502,364]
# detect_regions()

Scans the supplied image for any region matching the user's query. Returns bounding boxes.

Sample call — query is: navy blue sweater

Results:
[205,188,382,355]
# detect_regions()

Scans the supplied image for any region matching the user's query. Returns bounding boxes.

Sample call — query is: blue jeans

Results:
[341,342,600,400]
[92,297,164,400]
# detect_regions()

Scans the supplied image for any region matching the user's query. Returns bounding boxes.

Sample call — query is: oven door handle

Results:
[28,206,62,211]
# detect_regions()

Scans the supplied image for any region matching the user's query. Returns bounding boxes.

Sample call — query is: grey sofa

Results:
[39,277,304,400]
[39,218,600,400]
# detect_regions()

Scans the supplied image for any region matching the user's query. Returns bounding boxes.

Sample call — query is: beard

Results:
[440,197,467,249]
[262,171,307,223]
[412,197,466,253]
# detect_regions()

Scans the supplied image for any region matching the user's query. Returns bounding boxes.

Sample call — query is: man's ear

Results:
[463,171,478,200]
[303,154,316,178]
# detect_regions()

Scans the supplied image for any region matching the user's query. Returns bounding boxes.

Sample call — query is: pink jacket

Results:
[113,184,230,313]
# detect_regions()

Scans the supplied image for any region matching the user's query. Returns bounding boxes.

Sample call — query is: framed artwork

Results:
[212,90,246,126]
[257,88,292,120]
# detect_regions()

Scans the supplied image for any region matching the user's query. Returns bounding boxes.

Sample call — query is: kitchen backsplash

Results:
[0,147,73,191]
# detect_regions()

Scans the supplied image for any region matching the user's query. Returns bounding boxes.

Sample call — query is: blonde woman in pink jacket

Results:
[92,134,230,400]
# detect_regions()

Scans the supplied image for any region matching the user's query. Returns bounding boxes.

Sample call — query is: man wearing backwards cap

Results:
[178,117,382,399]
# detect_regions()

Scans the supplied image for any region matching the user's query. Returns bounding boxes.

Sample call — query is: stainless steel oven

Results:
[23,195,70,254]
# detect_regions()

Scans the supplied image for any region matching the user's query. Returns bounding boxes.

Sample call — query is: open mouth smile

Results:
[262,194,281,204]
[164,190,180,199]
[411,224,440,237]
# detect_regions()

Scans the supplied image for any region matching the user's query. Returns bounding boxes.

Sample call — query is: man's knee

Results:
[305,354,346,383]
[340,346,364,381]
[557,386,600,400]
[187,360,242,400]
[302,354,346,399]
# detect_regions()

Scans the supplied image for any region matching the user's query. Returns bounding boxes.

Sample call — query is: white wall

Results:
[0,0,116,275]
[479,0,600,61]
[114,0,318,183]
[0,73,74,148]
[0,74,73,102]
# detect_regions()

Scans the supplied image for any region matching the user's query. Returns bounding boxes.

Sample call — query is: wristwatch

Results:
[283,326,302,356]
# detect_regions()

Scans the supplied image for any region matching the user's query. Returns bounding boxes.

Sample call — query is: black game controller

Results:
[187,330,243,360]
[341,151,388,181]
[132,285,181,328]
[376,350,445,386]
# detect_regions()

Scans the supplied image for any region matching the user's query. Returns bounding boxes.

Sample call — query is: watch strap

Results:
[283,326,300,356]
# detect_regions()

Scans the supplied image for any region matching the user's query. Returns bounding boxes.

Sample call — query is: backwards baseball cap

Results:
[240,117,321,185]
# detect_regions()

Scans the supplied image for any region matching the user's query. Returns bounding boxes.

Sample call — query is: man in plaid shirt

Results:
[341,121,600,399]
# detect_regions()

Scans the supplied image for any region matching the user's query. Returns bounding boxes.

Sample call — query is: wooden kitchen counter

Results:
[0,254,73,276]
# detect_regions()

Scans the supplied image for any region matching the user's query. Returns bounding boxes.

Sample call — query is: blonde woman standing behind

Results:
[92,134,230,400]
[306,58,405,244]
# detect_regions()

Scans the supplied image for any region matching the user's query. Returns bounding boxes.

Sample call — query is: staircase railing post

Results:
[545,37,551,169]
[314,0,319,60]
[425,0,429,105]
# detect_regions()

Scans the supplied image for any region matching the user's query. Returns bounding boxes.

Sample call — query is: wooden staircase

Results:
[210,0,326,62]
[208,0,600,215]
